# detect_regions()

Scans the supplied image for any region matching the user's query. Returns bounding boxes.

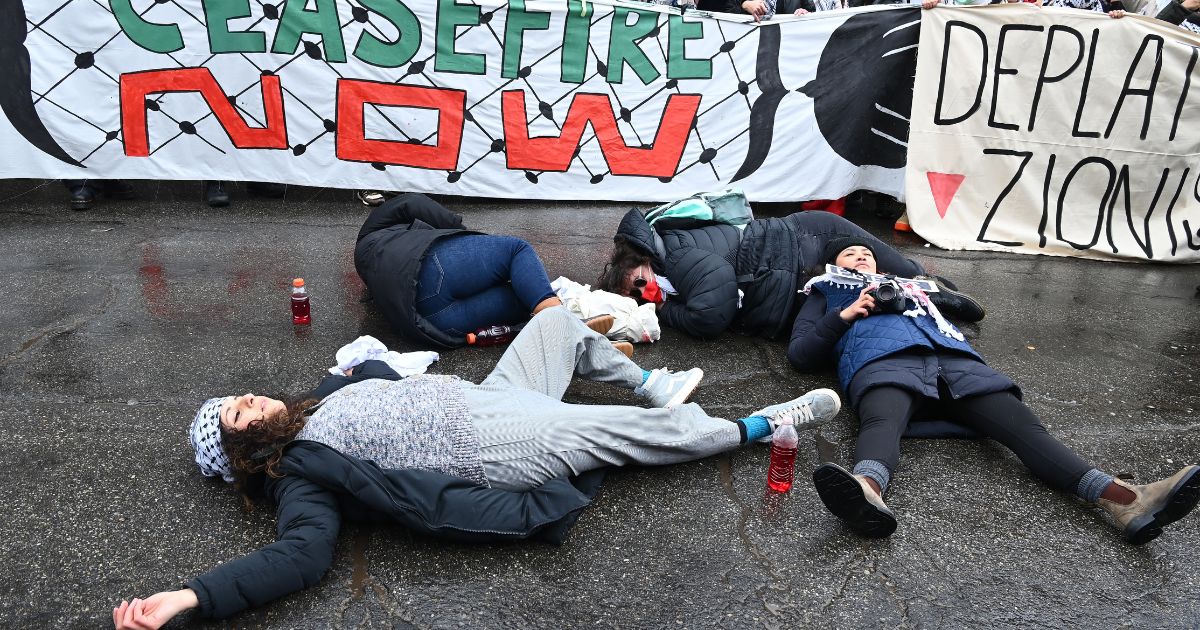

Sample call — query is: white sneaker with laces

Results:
[749,388,841,442]
[635,367,704,408]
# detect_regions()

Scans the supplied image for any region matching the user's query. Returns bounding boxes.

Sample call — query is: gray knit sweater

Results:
[295,375,487,486]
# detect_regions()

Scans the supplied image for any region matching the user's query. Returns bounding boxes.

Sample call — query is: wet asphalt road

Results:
[0,179,1197,629]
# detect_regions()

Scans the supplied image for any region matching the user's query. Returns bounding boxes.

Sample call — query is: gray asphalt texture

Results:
[1,179,1198,629]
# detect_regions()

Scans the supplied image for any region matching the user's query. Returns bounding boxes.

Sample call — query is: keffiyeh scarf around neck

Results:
[803,271,966,342]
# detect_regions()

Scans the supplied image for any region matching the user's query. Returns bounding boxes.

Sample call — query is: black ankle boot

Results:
[247,181,286,198]
[102,179,136,200]
[68,185,96,211]
[204,181,230,207]
[917,276,985,322]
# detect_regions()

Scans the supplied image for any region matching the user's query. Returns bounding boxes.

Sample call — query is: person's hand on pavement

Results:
[793,8,810,14]
[113,590,198,630]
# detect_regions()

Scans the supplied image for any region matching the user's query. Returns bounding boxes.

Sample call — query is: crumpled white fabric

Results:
[551,276,661,344]
[328,335,439,376]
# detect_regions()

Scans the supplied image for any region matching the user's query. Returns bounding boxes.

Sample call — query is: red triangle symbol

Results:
[926,172,965,219]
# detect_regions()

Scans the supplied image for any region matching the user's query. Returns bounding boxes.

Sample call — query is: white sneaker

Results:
[635,367,704,408]
[749,388,841,442]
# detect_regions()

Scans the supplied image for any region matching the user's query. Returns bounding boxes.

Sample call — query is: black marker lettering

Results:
[1029,26,1084,132]
[1055,157,1116,250]
[935,21,989,126]
[989,24,1043,132]
[978,148,1032,246]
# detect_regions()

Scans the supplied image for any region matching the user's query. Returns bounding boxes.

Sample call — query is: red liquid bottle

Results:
[466,322,525,346]
[291,278,311,325]
[766,416,798,493]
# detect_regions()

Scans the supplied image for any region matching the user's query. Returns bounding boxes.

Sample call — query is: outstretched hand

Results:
[113,589,198,630]
[840,288,875,322]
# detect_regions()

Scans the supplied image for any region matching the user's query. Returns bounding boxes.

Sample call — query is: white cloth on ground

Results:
[550,276,661,344]
[327,335,439,376]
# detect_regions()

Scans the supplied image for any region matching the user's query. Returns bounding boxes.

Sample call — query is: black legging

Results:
[854,383,1093,493]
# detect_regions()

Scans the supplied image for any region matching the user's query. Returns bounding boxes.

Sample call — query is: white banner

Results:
[0,0,921,202]
[906,5,1200,262]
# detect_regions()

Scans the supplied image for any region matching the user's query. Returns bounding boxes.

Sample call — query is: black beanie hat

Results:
[824,236,876,265]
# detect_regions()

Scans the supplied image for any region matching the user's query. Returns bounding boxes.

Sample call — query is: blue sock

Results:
[1076,468,1115,503]
[641,369,651,384]
[735,416,772,443]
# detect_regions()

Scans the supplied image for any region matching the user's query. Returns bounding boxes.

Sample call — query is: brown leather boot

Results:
[532,297,563,315]
[584,314,615,336]
[611,341,634,358]
[1097,465,1200,545]
[812,463,897,538]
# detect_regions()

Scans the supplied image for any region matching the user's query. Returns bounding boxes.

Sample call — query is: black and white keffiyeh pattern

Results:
[190,396,234,483]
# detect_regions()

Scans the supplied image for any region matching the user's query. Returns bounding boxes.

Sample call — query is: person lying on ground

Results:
[111,306,841,629]
[788,237,1200,542]
[597,205,984,341]
[356,193,625,352]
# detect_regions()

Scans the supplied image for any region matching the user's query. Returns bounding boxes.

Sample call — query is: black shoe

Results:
[68,185,96,211]
[205,181,230,207]
[918,276,985,323]
[247,181,287,198]
[813,463,897,538]
[101,179,136,200]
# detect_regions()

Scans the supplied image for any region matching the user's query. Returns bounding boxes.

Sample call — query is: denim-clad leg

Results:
[415,234,557,335]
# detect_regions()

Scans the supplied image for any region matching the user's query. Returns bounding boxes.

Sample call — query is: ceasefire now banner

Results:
[905,5,1200,263]
[0,0,920,202]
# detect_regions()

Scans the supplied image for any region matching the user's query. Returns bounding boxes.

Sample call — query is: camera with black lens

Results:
[866,278,909,315]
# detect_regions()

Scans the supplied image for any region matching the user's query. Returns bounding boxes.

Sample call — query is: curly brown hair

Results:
[220,397,319,484]
[597,239,651,298]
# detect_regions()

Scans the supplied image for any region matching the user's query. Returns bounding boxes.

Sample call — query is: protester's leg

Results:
[479,306,644,399]
[64,179,96,211]
[421,285,527,337]
[415,235,534,334]
[497,236,558,311]
[851,386,922,493]
[466,386,740,491]
[812,386,917,538]
[942,390,1094,494]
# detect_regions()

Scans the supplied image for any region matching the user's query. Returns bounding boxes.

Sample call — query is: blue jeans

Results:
[415,234,556,336]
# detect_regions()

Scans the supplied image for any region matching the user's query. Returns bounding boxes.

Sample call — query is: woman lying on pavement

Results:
[357,192,630,352]
[111,306,841,629]
[788,237,1200,542]
[596,205,984,341]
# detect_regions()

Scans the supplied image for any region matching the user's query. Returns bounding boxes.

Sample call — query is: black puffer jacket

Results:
[614,209,926,340]
[354,193,480,348]
[185,361,603,619]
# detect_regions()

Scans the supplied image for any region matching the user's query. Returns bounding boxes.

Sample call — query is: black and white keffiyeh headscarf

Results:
[189,396,234,483]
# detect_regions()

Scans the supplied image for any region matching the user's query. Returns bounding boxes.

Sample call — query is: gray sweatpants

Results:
[463,306,742,491]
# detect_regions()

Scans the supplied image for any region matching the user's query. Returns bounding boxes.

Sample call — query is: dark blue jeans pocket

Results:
[415,253,446,306]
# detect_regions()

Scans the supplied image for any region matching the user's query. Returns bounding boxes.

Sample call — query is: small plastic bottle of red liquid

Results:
[766,416,799,493]
[291,278,311,325]
[466,322,525,347]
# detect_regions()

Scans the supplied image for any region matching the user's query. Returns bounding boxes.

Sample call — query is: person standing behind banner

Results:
[1109,0,1200,31]
[203,181,287,207]
[723,0,813,20]
[63,179,135,211]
